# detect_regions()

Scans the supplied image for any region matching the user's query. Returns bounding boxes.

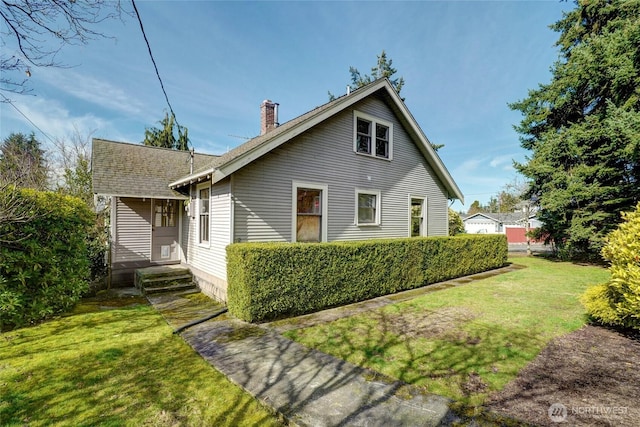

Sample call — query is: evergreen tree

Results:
[329,50,405,101]
[511,0,640,259]
[467,200,484,215]
[0,132,48,189]
[330,50,444,151]
[142,112,189,151]
[349,50,405,95]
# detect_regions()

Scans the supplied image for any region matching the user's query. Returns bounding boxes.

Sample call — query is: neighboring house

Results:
[92,78,464,301]
[463,212,542,243]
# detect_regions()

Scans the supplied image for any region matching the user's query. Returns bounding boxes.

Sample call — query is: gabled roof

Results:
[463,212,533,224]
[170,78,464,202]
[92,138,217,199]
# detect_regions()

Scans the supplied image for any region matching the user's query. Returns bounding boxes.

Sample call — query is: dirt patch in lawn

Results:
[486,325,640,426]
[380,306,477,340]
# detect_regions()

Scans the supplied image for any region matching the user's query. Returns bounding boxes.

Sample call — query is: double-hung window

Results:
[198,186,210,245]
[410,197,426,237]
[355,189,381,226]
[354,111,393,160]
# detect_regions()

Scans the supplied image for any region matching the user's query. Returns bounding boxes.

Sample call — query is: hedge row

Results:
[0,187,94,330]
[227,234,507,322]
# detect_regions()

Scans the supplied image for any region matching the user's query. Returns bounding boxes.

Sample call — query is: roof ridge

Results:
[92,138,218,157]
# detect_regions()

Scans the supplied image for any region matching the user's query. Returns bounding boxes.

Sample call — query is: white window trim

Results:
[355,188,381,226]
[353,110,393,161]
[409,195,427,237]
[291,181,328,243]
[196,182,211,248]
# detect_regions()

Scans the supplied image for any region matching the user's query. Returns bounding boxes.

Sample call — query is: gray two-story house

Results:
[92,78,464,301]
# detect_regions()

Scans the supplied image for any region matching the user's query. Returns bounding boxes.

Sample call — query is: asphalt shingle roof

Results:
[170,78,462,203]
[92,138,217,199]
[186,87,351,179]
[93,78,463,202]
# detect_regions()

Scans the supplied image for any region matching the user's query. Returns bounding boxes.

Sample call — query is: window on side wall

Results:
[410,197,426,237]
[354,111,393,160]
[198,186,210,245]
[356,189,381,226]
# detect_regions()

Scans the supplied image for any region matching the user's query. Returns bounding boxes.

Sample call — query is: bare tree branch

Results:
[1,0,129,97]
[0,182,41,246]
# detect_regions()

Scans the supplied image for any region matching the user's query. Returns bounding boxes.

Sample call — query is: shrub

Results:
[581,202,640,330]
[0,187,94,330]
[86,214,108,282]
[227,234,507,322]
[448,208,465,236]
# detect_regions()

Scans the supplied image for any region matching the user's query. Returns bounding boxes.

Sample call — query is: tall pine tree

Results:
[329,50,405,100]
[330,50,444,151]
[142,112,189,151]
[512,0,640,259]
[0,132,48,189]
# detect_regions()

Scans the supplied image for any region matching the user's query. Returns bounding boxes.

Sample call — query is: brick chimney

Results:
[260,99,279,135]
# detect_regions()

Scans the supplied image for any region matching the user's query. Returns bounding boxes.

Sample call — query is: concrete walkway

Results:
[147,264,524,426]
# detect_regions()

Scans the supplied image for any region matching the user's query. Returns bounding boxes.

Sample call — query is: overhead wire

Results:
[1,92,56,145]
[3,1,184,149]
[131,0,185,135]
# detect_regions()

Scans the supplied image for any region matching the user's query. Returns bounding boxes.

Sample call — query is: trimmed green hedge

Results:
[227,234,507,322]
[0,187,94,330]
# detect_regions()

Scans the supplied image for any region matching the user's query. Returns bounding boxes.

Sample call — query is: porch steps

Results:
[135,265,197,295]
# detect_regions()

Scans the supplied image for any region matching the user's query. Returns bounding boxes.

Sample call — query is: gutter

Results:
[169,167,216,189]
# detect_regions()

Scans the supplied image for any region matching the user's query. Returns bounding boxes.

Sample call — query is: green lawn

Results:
[0,301,283,427]
[0,256,610,424]
[285,256,610,408]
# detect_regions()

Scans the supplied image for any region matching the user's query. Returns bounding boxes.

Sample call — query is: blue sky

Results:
[0,1,573,210]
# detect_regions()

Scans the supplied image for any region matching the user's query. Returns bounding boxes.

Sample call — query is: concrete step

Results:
[135,265,196,295]
[140,274,194,288]
[135,266,191,287]
[143,282,197,295]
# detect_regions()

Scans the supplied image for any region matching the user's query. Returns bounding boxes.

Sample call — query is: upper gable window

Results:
[354,111,393,160]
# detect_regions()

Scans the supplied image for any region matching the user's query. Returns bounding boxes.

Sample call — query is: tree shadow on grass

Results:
[180,317,457,426]
[177,303,549,426]
[0,306,282,427]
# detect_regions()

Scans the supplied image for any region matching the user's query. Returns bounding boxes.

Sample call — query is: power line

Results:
[1,93,56,145]
[131,0,182,131]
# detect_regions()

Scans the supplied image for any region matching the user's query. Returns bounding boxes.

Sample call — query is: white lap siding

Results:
[184,179,231,301]
[113,197,151,262]
[109,197,152,285]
